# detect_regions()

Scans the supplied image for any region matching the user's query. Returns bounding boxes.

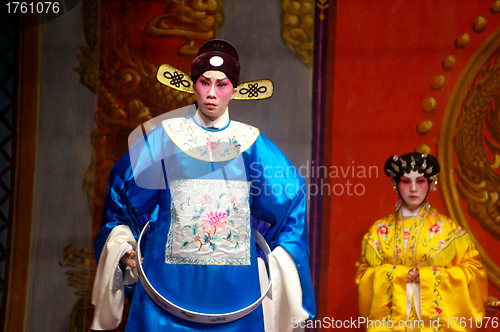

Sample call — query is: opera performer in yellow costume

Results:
[356,152,488,331]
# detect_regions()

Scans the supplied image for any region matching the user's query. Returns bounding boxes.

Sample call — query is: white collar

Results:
[400,205,422,217]
[193,109,230,129]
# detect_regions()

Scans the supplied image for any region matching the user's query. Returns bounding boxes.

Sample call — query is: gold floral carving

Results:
[439,27,500,290]
[76,0,230,225]
[60,245,94,332]
[72,0,224,330]
[147,0,224,56]
[281,0,315,67]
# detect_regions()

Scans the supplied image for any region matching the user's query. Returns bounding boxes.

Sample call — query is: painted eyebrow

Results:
[401,176,426,180]
[200,74,230,82]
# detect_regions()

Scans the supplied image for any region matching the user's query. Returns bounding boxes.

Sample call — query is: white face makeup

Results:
[398,170,429,213]
[193,70,237,121]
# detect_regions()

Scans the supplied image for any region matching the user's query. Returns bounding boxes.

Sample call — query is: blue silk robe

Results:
[94,113,316,331]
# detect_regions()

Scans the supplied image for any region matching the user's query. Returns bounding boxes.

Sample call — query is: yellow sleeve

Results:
[356,256,412,331]
[418,245,488,332]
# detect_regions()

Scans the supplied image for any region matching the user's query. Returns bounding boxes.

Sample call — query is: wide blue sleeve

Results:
[246,134,316,319]
[94,128,166,263]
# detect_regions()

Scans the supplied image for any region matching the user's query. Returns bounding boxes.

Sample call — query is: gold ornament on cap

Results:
[156,64,274,100]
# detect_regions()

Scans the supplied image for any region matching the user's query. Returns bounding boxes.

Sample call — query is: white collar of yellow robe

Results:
[401,204,421,217]
[156,64,274,100]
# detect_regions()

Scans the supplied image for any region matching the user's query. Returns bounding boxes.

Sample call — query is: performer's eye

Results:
[201,81,210,86]
[217,83,227,88]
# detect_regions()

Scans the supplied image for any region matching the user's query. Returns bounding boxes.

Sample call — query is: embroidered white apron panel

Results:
[165,179,251,266]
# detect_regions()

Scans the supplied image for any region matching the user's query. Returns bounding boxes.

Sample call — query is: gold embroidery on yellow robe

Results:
[356,207,488,331]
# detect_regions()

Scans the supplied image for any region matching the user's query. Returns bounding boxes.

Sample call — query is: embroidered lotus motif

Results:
[201,210,228,234]
[206,139,220,153]
[179,192,243,253]
[404,230,410,240]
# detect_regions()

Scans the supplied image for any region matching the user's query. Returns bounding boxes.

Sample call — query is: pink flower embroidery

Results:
[457,227,465,233]
[387,300,393,309]
[429,223,442,235]
[377,225,389,236]
[434,306,443,314]
[438,240,446,247]
[206,139,220,153]
[404,230,410,240]
[230,195,239,204]
[373,240,380,248]
[200,193,213,206]
[201,210,228,234]
[396,248,402,255]
[431,266,440,274]
[409,244,415,251]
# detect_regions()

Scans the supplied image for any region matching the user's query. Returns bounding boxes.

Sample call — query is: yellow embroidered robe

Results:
[356,207,488,331]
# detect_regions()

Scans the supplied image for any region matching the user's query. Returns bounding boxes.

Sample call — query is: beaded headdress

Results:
[384,152,440,191]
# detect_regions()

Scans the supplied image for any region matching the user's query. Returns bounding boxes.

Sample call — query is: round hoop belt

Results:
[136,222,272,324]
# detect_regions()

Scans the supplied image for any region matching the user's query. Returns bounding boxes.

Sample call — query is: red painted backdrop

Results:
[317,0,500,330]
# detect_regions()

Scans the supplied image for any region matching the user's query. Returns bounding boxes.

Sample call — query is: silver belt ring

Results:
[136,221,273,324]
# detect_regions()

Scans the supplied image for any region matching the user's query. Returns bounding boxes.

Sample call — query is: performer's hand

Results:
[407,268,420,283]
[121,249,137,268]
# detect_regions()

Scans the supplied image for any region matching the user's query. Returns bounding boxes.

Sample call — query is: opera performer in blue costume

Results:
[91,39,316,331]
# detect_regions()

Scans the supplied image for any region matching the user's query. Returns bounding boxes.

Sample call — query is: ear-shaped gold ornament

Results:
[156,64,194,94]
[233,80,274,100]
[156,64,274,100]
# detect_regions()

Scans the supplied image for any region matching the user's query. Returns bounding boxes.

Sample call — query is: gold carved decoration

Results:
[60,245,94,332]
[75,0,229,227]
[439,27,500,290]
[147,0,224,56]
[281,0,315,67]
[72,0,224,330]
